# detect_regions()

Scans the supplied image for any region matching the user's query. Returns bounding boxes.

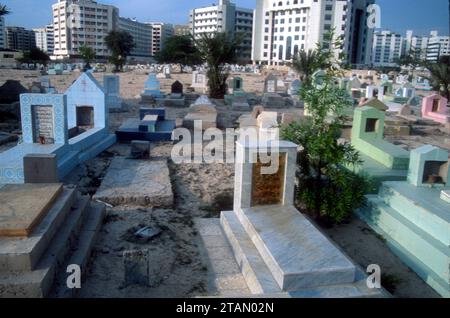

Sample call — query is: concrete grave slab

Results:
[0,183,63,237]
[93,158,173,207]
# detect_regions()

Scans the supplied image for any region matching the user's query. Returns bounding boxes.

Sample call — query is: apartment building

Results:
[33,24,55,54]
[252,0,374,66]
[404,30,429,60]
[372,30,403,67]
[401,30,449,63]
[118,17,152,61]
[189,0,253,63]
[51,0,119,60]
[6,26,36,51]
[148,22,174,56]
[0,17,6,49]
[174,24,190,36]
[426,32,450,61]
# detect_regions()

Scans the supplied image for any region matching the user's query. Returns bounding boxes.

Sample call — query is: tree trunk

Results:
[208,65,227,99]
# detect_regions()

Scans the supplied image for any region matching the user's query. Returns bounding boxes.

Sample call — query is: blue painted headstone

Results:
[143,74,163,97]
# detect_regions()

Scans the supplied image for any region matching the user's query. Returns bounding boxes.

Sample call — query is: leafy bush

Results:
[281,31,369,224]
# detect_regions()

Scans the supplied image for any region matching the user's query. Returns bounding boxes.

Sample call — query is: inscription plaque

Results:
[251,153,286,206]
[32,105,54,144]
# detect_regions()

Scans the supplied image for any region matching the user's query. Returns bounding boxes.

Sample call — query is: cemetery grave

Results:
[182,95,217,130]
[421,94,450,124]
[157,80,186,108]
[0,183,105,297]
[196,140,385,297]
[261,73,287,108]
[0,67,447,298]
[140,73,165,103]
[348,106,411,192]
[103,75,123,110]
[115,108,176,142]
[93,157,174,207]
[357,145,450,297]
[0,72,116,184]
[190,71,208,94]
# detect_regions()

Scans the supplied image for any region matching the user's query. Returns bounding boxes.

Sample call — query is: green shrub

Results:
[281,31,369,224]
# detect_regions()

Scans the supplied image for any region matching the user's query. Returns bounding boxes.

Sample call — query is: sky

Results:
[2,0,449,36]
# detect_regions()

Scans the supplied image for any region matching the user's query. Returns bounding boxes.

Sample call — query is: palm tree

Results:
[193,32,243,99]
[426,56,450,100]
[291,50,320,86]
[78,45,96,71]
[0,4,10,16]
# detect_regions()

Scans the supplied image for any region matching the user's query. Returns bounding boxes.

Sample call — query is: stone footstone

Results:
[123,249,150,287]
[130,140,150,159]
[262,93,286,108]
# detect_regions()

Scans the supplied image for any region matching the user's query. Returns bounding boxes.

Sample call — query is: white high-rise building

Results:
[148,22,174,57]
[33,24,55,54]
[118,17,152,61]
[0,17,6,49]
[426,32,450,61]
[371,30,403,67]
[403,30,449,62]
[251,0,374,66]
[52,0,119,60]
[404,30,429,60]
[189,0,254,62]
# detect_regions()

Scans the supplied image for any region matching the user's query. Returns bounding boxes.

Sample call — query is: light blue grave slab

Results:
[357,146,450,297]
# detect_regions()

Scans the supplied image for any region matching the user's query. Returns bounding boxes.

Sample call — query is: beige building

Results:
[52,0,119,60]
[174,24,190,36]
[148,22,174,57]
[0,49,22,68]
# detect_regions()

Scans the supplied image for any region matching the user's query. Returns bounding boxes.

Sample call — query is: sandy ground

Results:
[0,69,447,298]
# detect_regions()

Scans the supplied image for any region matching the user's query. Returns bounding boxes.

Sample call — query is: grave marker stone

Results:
[264,74,278,93]
[171,80,183,95]
[123,249,150,287]
[23,153,58,183]
[104,75,122,110]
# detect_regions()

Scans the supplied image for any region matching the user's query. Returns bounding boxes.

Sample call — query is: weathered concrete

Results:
[0,183,63,237]
[93,157,173,207]
[0,189,103,298]
[23,154,59,184]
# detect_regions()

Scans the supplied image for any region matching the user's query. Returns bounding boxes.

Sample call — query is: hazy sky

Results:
[2,0,449,36]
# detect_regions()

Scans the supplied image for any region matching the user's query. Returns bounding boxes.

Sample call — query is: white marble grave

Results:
[219,140,385,297]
